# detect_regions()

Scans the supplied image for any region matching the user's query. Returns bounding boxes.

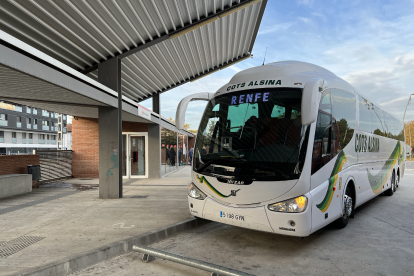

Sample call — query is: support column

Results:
[153,93,160,114]
[148,124,161,178]
[98,58,122,199]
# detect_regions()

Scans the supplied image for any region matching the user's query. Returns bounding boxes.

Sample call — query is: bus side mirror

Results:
[175,92,215,130]
[302,78,325,125]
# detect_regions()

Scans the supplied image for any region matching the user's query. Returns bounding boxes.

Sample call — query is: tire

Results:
[385,171,395,196]
[396,172,399,189]
[335,186,353,229]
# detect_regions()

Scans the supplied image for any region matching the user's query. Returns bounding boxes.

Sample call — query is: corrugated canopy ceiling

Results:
[0,0,267,103]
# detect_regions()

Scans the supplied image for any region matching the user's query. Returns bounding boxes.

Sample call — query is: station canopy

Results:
[0,0,267,104]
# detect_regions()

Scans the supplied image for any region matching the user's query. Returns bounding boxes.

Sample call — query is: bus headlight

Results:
[268,196,308,213]
[188,183,207,200]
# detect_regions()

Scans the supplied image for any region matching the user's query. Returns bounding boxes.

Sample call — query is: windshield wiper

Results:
[251,163,290,180]
[195,157,242,174]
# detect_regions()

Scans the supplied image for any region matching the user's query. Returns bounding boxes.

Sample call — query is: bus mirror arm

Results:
[175,92,215,130]
[302,78,325,125]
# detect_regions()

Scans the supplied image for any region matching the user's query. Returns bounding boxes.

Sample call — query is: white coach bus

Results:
[175,61,405,236]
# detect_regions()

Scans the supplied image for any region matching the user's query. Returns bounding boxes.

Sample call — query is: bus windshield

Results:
[194,88,309,181]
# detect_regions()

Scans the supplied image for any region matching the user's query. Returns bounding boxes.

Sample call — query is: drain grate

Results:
[131,195,148,198]
[0,236,45,258]
[0,191,77,216]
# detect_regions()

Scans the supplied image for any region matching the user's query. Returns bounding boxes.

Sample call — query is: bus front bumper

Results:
[189,196,312,237]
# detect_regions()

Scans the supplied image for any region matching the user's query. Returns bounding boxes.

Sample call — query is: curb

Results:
[10,218,210,276]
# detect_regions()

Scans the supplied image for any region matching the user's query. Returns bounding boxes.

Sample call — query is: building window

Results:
[26,106,31,113]
[15,105,22,112]
[33,109,37,115]
[12,132,17,144]
[0,131,4,143]
[42,110,50,117]
[16,116,22,128]
[63,115,67,120]
[26,118,32,129]
[38,134,45,144]
[22,133,26,144]
[42,120,50,131]
[29,133,33,144]
[0,114,7,126]
[33,119,38,129]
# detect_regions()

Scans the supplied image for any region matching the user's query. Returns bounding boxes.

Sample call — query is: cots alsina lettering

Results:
[227,79,281,91]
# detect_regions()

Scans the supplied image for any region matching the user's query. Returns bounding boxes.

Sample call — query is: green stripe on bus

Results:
[196,175,229,198]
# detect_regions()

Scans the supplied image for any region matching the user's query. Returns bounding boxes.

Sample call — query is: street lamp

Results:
[403,94,414,158]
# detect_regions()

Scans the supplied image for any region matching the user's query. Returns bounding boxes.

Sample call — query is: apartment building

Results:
[0,101,67,154]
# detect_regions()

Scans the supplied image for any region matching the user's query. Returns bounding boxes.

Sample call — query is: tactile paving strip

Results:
[0,236,45,258]
[0,191,77,216]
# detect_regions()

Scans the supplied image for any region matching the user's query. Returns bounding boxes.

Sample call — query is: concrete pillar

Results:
[98,58,122,199]
[153,94,160,114]
[148,123,161,178]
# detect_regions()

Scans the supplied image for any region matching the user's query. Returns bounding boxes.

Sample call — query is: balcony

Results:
[0,120,8,126]
[42,126,50,131]
[22,139,26,144]
[27,124,31,129]
[17,122,21,128]
[50,140,56,144]
[38,139,45,144]
[12,138,17,144]
[29,139,33,144]
[33,124,37,129]
[0,137,4,143]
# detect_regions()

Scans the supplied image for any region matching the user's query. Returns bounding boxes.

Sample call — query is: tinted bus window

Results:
[358,96,371,133]
[331,89,356,152]
[312,90,333,174]
[399,121,405,141]
[371,105,384,136]
[383,112,393,138]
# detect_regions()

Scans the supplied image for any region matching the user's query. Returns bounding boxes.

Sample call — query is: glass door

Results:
[130,135,146,177]
[123,133,148,179]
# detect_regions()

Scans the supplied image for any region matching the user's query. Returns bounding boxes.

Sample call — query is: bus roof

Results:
[215,60,402,122]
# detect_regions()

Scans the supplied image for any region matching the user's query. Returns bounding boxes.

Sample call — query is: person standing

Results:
[178,147,182,166]
[189,147,193,165]
[170,146,176,166]
[166,145,170,165]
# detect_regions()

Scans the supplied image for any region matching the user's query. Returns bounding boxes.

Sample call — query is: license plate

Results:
[218,211,247,222]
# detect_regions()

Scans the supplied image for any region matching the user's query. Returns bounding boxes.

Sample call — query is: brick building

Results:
[72,117,194,179]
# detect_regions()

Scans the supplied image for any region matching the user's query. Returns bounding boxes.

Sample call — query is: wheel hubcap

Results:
[343,195,353,218]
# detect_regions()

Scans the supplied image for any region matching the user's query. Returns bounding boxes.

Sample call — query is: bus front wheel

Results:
[335,186,353,229]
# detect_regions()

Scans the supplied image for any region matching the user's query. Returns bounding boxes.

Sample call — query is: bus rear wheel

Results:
[396,172,399,189]
[335,186,353,229]
[385,172,395,196]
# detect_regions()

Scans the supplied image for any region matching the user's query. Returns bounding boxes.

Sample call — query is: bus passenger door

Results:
[311,168,343,232]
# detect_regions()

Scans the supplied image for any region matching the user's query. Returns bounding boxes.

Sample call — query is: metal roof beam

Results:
[137,54,251,102]
[81,34,168,74]
[81,0,263,75]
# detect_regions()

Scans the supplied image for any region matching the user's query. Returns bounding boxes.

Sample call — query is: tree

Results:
[405,121,414,146]
[167,117,196,132]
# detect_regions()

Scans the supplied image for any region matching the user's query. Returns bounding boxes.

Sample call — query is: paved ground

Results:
[71,163,414,276]
[0,167,192,276]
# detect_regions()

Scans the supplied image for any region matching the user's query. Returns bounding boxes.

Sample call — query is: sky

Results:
[140,0,414,131]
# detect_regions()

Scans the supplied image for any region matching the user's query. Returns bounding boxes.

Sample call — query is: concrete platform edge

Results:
[9,218,210,276]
